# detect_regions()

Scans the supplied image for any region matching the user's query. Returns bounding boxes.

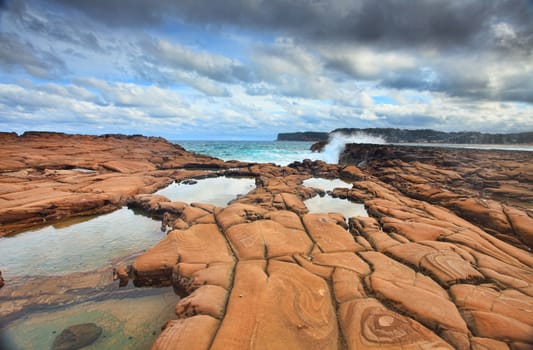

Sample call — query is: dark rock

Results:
[310,141,327,152]
[181,179,198,185]
[53,323,102,350]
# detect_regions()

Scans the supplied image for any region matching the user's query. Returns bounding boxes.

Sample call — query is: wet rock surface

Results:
[1,134,532,349]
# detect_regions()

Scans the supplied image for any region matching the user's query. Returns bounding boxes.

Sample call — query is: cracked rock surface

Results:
[125,146,532,349]
[1,134,532,349]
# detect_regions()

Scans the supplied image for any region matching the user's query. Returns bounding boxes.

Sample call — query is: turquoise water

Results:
[174,140,318,165]
[174,140,532,166]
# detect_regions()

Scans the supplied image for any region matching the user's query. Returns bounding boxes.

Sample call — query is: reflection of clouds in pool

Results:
[155,177,256,207]
[305,195,367,219]
[0,208,162,277]
[303,177,351,192]
[303,177,365,219]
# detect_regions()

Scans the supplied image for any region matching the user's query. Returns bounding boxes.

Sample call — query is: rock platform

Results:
[0,132,247,236]
[1,134,532,349]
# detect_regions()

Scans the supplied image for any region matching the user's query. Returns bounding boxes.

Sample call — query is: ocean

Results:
[173,139,533,166]
[173,140,320,165]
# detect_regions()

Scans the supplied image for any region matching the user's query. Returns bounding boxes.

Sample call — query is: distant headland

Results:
[277,128,533,144]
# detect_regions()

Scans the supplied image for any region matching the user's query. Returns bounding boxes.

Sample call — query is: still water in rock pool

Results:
[0,176,261,349]
[303,177,368,219]
[0,208,162,278]
[1,288,178,350]
[303,177,352,192]
[155,176,255,206]
[305,195,368,218]
[0,207,174,349]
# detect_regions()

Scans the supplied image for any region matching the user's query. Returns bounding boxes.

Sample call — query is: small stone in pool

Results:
[181,179,198,185]
[53,323,102,350]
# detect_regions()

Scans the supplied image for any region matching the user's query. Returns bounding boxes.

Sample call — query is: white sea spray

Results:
[319,132,386,164]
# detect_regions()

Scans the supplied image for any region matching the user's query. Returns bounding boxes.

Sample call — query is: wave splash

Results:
[319,132,386,164]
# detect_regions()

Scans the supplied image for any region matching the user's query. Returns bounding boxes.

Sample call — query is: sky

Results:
[0,0,532,140]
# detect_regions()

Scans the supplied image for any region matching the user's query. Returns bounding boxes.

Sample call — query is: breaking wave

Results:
[319,132,386,164]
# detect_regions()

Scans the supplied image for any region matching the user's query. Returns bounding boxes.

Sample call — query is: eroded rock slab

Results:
[2,134,533,349]
[123,149,532,349]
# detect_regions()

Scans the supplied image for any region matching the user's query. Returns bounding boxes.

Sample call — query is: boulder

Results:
[53,323,102,350]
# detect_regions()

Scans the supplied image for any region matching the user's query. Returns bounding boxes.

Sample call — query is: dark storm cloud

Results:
[382,67,490,99]
[51,0,163,27]
[52,0,532,50]
[6,0,104,52]
[381,58,533,103]
[47,0,532,103]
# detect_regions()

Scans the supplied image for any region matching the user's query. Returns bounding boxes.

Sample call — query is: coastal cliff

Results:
[277,131,329,141]
[279,128,533,144]
[1,133,532,349]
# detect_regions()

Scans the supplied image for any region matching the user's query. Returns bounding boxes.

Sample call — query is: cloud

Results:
[381,53,533,103]
[139,38,249,84]
[52,0,532,51]
[1,79,531,139]
[0,32,66,78]
[322,46,417,80]
[0,0,531,138]
[7,0,104,52]
[246,38,336,98]
[51,0,166,27]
